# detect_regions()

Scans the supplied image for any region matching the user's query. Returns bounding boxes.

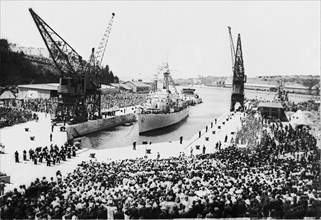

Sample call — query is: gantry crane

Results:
[228,27,246,112]
[29,9,115,124]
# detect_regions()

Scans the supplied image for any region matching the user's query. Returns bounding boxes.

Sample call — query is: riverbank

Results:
[194,85,319,102]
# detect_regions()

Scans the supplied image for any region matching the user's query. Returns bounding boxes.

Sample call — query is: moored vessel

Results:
[138,65,189,134]
[181,88,203,105]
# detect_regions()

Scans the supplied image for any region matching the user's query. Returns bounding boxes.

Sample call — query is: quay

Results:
[0,109,242,193]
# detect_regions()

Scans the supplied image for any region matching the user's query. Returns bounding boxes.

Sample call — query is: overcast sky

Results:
[1,1,320,80]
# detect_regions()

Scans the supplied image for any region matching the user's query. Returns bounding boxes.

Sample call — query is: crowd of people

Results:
[101,92,146,110]
[235,113,262,148]
[284,100,320,112]
[15,143,78,167]
[0,106,37,129]
[18,98,58,115]
[1,110,320,219]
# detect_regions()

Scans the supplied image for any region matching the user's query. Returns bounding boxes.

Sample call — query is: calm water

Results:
[83,86,312,149]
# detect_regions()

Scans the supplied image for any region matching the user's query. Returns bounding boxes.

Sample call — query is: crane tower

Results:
[228,27,246,111]
[29,9,115,124]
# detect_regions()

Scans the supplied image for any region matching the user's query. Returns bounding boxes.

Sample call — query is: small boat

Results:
[181,88,202,106]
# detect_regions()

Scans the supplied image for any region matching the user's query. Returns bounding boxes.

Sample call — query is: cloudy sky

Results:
[1,1,320,80]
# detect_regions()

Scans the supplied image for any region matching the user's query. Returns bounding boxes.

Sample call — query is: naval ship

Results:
[138,67,189,134]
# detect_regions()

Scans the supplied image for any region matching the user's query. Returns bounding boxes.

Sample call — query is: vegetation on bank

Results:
[0,39,119,87]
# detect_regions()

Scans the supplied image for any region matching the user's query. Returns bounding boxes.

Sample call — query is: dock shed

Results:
[17,83,59,99]
[123,81,150,93]
[257,102,288,122]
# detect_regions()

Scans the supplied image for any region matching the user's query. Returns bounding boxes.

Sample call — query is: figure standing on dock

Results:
[50,133,53,142]
[180,136,183,144]
[133,141,136,150]
[199,131,201,138]
[15,151,19,163]
[203,145,206,154]
[23,150,27,161]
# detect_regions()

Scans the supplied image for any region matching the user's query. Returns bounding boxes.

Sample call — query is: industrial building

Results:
[123,81,151,93]
[17,83,59,99]
[257,102,288,121]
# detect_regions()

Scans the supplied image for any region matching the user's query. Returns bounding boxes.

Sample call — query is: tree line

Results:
[0,39,119,87]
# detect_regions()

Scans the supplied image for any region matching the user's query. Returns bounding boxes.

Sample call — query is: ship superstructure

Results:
[138,65,189,134]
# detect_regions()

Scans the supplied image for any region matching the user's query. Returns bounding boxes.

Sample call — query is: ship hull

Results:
[138,107,189,134]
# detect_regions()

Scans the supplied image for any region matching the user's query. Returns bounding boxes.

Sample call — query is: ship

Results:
[181,88,203,106]
[138,65,189,134]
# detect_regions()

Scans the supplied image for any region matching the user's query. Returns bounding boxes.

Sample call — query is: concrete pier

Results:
[0,111,243,193]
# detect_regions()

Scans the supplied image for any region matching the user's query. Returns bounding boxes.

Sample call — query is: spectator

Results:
[1,105,320,219]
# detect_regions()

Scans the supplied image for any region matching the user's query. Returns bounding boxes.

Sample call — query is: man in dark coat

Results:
[125,203,139,219]
[23,150,27,161]
[15,151,19,163]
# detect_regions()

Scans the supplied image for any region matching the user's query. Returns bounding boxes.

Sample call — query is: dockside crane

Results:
[87,12,116,74]
[86,12,116,119]
[29,9,115,124]
[228,26,236,72]
[228,26,246,112]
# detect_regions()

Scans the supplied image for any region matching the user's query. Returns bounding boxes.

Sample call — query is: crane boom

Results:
[29,8,84,77]
[95,12,115,68]
[228,26,236,71]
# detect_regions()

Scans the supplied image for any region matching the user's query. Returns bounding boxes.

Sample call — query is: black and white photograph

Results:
[0,0,320,219]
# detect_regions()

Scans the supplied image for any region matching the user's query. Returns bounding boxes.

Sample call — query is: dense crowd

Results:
[0,107,37,129]
[19,98,58,115]
[101,92,146,110]
[284,100,320,112]
[235,113,262,148]
[1,110,320,219]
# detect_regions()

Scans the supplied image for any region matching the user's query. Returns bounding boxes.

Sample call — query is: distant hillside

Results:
[0,39,119,87]
[0,39,59,87]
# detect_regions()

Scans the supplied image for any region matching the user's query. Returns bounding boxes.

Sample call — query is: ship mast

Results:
[159,63,178,94]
